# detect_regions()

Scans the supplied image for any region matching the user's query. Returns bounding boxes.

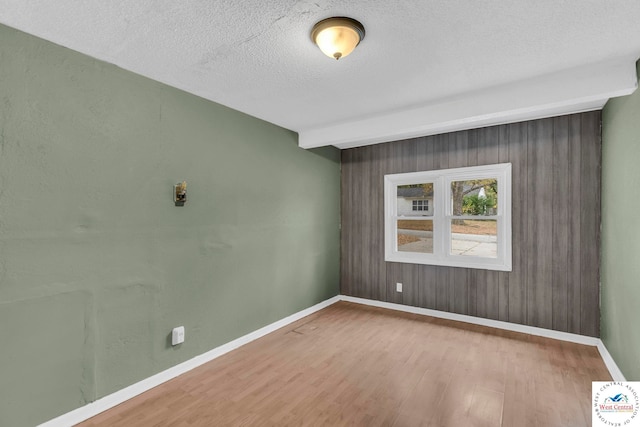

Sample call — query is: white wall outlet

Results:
[396,282,403,292]
[172,326,185,345]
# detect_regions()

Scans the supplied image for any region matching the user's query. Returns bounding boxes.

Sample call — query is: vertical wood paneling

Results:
[351,147,365,298]
[379,142,395,303]
[340,112,602,336]
[385,263,404,304]
[386,262,421,307]
[526,118,554,330]
[552,116,570,332]
[435,267,450,312]
[418,264,438,310]
[341,149,354,296]
[371,143,387,301]
[567,115,583,334]
[508,122,528,325]
[497,125,511,322]
[360,145,374,300]
[580,112,601,337]
[403,264,422,307]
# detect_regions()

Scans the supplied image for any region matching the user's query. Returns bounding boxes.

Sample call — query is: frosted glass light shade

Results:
[311,17,365,60]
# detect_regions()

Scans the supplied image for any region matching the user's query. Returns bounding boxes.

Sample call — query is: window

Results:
[384,163,512,271]
[412,200,429,211]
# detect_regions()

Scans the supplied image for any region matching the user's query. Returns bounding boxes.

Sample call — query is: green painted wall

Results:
[601,61,640,381]
[0,24,340,426]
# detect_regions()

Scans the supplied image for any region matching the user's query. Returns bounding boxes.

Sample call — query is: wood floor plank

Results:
[79,302,611,427]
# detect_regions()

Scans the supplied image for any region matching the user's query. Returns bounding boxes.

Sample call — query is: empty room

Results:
[1,2,640,426]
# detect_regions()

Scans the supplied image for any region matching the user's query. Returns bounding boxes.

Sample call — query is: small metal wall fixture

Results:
[174,181,187,206]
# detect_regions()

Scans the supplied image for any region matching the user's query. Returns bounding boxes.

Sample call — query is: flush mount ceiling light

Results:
[311,17,365,60]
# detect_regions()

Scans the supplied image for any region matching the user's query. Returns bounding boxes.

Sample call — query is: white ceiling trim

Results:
[299,59,638,150]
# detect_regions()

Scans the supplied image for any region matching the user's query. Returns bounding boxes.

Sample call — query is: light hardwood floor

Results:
[78,302,610,426]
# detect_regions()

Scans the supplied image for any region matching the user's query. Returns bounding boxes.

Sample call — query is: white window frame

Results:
[384,163,512,271]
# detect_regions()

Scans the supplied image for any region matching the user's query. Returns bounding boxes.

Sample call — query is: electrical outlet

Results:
[172,326,185,345]
[396,282,403,293]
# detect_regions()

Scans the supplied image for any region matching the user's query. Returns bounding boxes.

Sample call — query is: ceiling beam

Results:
[298,59,638,149]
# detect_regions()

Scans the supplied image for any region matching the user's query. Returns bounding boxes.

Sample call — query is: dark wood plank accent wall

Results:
[340,112,602,337]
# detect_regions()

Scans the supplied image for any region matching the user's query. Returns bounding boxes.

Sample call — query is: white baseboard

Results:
[340,295,626,381]
[38,295,340,427]
[596,340,627,381]
[340,295,600,345]
[40,293,627,426]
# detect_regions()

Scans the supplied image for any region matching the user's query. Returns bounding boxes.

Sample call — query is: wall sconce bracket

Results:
[174,181,187,206]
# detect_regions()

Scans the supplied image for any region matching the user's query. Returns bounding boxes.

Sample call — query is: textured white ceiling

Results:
[1,0,640,148]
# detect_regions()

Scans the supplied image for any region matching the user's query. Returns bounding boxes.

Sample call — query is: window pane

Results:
[451,219,497,258]
[397,220,433,253]
[397,184,433,217]
[451,179,498,216]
